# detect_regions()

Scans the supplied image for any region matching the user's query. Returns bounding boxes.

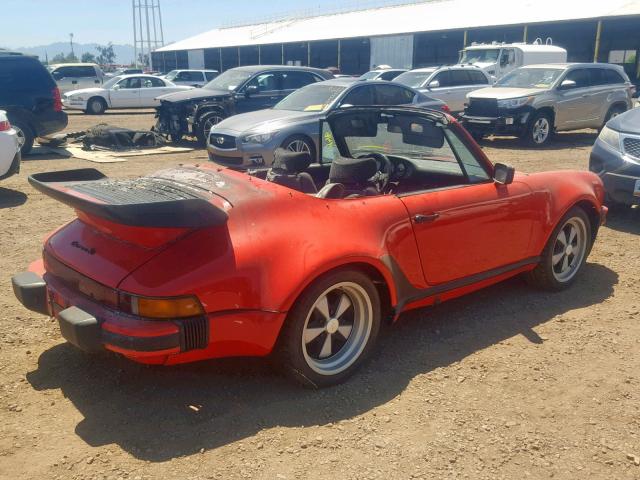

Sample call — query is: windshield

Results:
[394,71,434,88]
[496,68,563,88]
[460,49,500,64]
[274,84,346,112]
[359,71,380,80]
[203,69,253,91]
[103,76,124,89]
[164,70,178,81]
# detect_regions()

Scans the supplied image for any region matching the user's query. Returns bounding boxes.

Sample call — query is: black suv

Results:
[154,65,333,144]
[0,52,68,154]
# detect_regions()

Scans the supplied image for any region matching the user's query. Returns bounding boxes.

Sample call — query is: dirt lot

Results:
[1,110,639,480]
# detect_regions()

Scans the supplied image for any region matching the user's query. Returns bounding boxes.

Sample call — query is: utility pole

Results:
[132,0,164,69]
[69,33,74,59]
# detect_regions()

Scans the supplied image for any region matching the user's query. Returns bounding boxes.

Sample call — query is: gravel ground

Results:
[0,110,639,480]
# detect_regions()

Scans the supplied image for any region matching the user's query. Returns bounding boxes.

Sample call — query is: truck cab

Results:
[459,40,567,80]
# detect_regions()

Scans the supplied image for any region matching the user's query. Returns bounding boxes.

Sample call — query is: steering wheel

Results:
[357,152,393,192]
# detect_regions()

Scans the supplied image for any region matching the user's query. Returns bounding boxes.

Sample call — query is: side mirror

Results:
[245,85,259,97]
[494,163,515,185]
[428,80,440,89]
[559,79,577,90]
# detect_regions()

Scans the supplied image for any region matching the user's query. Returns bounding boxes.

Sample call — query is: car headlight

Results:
[598,125,621,152]
[241,131,277,144]
[497,97,534,109]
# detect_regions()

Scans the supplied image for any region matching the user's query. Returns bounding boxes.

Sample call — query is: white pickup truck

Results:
[459,41,567,80]
[48,63,105,94]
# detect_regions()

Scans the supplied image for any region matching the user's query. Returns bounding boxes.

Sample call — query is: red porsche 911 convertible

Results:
[13,106,606,387]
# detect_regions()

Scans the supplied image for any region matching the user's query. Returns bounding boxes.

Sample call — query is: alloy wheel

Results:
[551,217,587,283]
[13,125,26,149]
[286,139,311,154]
[301,282,373,376]
[203,116,224,138]
[532,117,550,144]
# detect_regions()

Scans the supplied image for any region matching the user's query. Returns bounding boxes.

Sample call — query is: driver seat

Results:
[325,156,380,198]
[266,149,318,194]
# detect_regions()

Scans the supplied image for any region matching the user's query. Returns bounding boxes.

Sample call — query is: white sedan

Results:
[63,74,194,114]
[0,110,20,180]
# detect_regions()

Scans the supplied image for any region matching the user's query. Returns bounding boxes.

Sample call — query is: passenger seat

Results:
[266,149,318,194]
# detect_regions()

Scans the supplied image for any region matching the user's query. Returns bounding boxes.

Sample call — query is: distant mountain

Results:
[2,42,136,64]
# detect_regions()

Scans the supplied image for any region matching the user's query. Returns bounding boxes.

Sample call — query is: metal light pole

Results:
[69,33,74,59]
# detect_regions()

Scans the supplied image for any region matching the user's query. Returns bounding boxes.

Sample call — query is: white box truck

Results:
[459,40,567,79]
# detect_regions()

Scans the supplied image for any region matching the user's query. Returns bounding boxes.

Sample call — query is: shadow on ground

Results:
[604,205,640,235]
[0,187,27,208]
[27,263,617,461]
[480,131,598,150]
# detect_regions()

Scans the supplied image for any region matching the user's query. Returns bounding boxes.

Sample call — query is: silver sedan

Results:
[207,78,448,168]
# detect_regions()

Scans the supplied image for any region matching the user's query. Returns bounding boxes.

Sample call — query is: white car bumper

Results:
[0,128,20,178]
[62,97,88,110]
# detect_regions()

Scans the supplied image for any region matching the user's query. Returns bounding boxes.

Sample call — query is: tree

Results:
[51,52,78,64]
[95,43,116,66]
[81,52,96,63]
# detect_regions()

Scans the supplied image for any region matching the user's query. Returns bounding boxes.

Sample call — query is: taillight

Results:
[441,104,451,114]
[0,120,10,132]
[52,87,63,112]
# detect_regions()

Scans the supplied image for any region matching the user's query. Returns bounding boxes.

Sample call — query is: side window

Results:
[282,71,318,90]
[204,71,218,81]
[374,85,416,105]
[54,66,75,78]
[469,70,489,85]
[588,69,607,86]
[432,71,451,87]
[604,69,625,84]
[176,71,202,82]
[245,72,281,92]
[142,77,165,88]
[118,77,142,89]
[449,70,473,86]
[340,85,375,106]
[77,66,96,77]
[444,130,491,183]
[564,69,590,88]
[379,70,399,81]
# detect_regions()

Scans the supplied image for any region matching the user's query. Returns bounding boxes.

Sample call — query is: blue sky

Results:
[3,0,407,47]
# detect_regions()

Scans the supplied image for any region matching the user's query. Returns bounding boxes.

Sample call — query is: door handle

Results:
[414,213,440,224]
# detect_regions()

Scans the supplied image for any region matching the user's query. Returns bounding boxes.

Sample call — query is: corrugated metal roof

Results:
[157,0,640,52]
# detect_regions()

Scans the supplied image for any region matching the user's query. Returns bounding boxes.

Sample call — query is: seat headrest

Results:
[329,156,378,184]
[272,148,312,173]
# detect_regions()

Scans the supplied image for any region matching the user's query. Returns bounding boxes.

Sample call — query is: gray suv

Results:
[462,63,634,146]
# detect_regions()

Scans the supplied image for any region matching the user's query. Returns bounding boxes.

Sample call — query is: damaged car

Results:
[12,105,607,387]
[154,65,333,144]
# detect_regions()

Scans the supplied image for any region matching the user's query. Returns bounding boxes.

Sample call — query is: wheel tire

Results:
[9,117,35,155]
[196,111,225,146]
[86,97,107,115]
[525,206,592,291]
[281,135,316,162]
[602,104,626,129]
[276,269,381,388]
[522,111,553,147]
[470,131,485,143]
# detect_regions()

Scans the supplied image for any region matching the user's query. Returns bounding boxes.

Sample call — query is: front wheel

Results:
[196,111,225,146]
[86,97,107,115]
[281,135,316,161]
[522,111,553,147]
[525,207,592,290]
[276,270,381,388]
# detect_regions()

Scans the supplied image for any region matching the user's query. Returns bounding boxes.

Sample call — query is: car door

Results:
[422,70,453,106]
[138,77,169,107]
[235,72,284,113]
[554,68,595,129]
[399,129,537,285]
[448,69,490,113]
[110,77,142,108]
[51,66,77,93]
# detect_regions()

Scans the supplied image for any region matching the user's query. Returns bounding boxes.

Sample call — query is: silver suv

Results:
[395,65,492,114]
[462,63,634,146]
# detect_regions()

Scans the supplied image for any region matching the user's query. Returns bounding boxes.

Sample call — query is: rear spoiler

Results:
[28,168,228,228]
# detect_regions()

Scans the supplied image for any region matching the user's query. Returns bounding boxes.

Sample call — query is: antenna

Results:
[133,0,164,68]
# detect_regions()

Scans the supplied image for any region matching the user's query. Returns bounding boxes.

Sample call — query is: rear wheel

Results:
[85,97,107,115]
[9,117,35,155]
[196,111,225,145]
[525,207,592,290]
[276,269,381,388]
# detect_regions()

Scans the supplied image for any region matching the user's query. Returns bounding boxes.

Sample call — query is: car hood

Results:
[214,109,319,133]
[64,87,105,97]
[608,107,640,134]
[469,87,546,100]
[157,87,232,103]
